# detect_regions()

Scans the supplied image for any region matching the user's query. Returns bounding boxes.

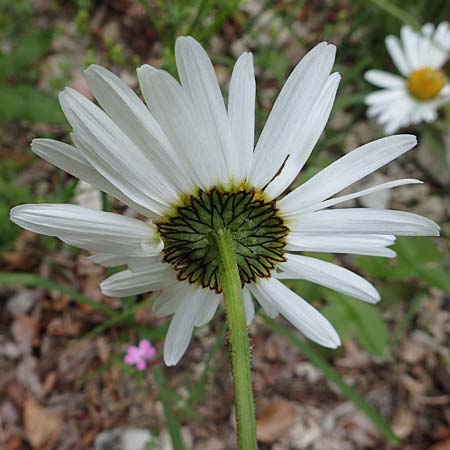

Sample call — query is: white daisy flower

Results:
[11,37,439,366]
[365,22,450,133]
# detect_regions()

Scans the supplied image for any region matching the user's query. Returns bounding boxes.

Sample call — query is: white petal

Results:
[100,265,176,297]
[163,286,209,366]
[279,135,417,216]
[433,21,450,67]
[250,284,279,318]
[250,278,340,348]
[194,291,221,327]
[385,35,410,76]
[434,22,450,47]
[297,179,422,214]
[249,42,336,189]
[138,66,219,190]
[126,255,164,273]
[153,283,188,318]
[289,208,440,236]
[59,88,175,217]
[265,73,341,198]
[31,138,157,218]
[243,288,255,326]
[175,36,236,186]
[10,204,161,256]
[84,65,193,193]
[87,253,128,267]
[417,24,437,67]
[400,26,420,70]
[275,254,380,303]
[286,233,397,257]
[228,52,255,181]
[365,88,406,105]
[364,70,405,88]
[370,96,415,134]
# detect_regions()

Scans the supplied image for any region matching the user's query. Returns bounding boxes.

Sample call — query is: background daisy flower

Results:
[365,22,450,133]
[10,37,439,367]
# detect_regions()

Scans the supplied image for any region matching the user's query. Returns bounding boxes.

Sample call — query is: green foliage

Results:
[0,30,52,79]
[105,41,127,65]
[322,292,388,357]
[75,0,91,37]
[0,84,63,123]
[153,366,186,450]
[287,276,389,357]
[0,2,63,124]
[0,164,32,247]
[355,238,450,294]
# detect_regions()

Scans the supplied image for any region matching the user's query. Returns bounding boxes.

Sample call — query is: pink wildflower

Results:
[124,339,156,370]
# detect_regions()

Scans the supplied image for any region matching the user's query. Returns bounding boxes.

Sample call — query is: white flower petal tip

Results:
[163,355,176,366]
[136,64,158,76]
[100,266,175,297]
[249,41,337,190]
[290,208,440,238]
[162,288,209,366]
[250,279,341,349]
[83,64,107,77]
[279,134,418,216]
[276,254,381,304]
[321,333,341,349]
[141,239,164,253]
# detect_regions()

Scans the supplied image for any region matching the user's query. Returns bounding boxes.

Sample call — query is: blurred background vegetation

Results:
[0,1,449,450]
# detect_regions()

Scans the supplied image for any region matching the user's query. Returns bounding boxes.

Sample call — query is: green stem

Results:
[211,229,257,450]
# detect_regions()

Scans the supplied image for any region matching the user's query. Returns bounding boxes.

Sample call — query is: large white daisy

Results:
[365,22,450,133]
[11,37,439,366]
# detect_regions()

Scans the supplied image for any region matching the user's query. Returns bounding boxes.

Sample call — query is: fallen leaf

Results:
[46,317,82,336]
[7,436,23,450]
[12,315,37,355]
[429,438,450,450]
[17,357,44,399]
[392,407,415,439]
[96,336,110,363]
[256,398,295,443]
[7,289,41,317]
[24,399,63,450]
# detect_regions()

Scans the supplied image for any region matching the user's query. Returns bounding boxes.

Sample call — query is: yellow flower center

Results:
[407,67,446,101]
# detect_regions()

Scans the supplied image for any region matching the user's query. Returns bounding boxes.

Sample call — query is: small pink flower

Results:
[124,339,156,370]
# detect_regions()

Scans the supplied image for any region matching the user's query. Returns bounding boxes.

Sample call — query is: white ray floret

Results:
[11,36,439,366]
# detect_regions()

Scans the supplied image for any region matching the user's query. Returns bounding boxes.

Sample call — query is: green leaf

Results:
[0,30,52,79]
[262,314,399,444]
[188,323,226,406]
[322,292,388,357]
[153,366,186,450]
[354,238,450,294]
[395,238,450,294]
[0,84,64,123]
[367,0,420,28]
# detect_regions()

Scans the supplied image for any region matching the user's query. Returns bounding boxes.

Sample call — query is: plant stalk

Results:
[211,229,257,450]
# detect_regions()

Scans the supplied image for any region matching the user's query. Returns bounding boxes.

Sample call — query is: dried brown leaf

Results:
[256,398,295,444]
[24,399,63,450]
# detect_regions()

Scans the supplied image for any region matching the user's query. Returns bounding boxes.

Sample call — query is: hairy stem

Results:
[211,228,257,450]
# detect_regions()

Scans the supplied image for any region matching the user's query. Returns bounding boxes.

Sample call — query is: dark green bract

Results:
[156,189,288,293]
